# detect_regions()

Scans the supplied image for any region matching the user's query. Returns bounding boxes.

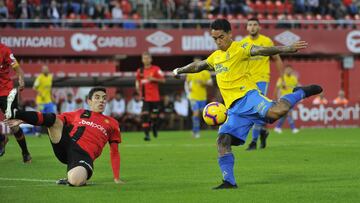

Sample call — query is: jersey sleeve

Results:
[109,119,121,144]
[206,52,216,68]
[4,47,17,67]
[238,41,252,59]
[57,110,78,125]
[154,66,164,79]
[135,69,141,80]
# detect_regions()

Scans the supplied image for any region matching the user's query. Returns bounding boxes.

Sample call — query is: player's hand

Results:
[147,76,156,82]
[289,41,308,52]
[18,79,25,91]
[172,68,180,79]
[3,119,24,128]
[114,178,125,184]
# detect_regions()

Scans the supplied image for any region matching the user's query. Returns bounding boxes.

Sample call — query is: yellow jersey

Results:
[206,41,257,108]
[240,34,274,83]
[33,73,53,104]
[276,74,298,96]
[186,70,211,101]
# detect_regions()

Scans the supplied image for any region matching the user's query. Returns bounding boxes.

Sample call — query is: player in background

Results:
[186,57,213,138]
[273,65,299,134]
[0,43,31,163]
[5,87,123,186]
[33,65,57,114]
[136,52,165,141]
[241,18,284,150]
[172,19,322,189]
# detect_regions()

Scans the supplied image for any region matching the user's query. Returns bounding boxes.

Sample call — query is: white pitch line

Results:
[0,177,55,183]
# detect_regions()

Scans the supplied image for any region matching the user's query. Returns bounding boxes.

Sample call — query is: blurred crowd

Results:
[1,0,359,28]
[21,90,197,132]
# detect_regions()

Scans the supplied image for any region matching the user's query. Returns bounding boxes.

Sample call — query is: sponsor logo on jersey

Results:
[79,120,108,136]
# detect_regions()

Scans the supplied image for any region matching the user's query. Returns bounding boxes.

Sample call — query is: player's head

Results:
[142,52,152,67]
[88,87,107,113]
[284,65,293,76]
[115,91,122,100]
[246,18,260,37]
[42,65,49,75]
[210,19,233,51]
[133,92,141,101]
[66,93,73,101]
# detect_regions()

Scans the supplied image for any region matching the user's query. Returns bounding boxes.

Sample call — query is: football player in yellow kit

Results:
[172,19,322,189]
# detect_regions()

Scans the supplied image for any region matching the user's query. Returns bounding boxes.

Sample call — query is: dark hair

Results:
[88,87,106,99]
[210,19,231,33]
[247,17,260,24]
[142,51,152,57]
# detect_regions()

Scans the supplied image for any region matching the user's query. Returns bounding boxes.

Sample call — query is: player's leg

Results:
[1,89,32,162]
[141,101,151,141]
[286,111,299,133]
[150,102,160,138]
[274,115,286,133]
[0,97,9,156]
[64,143,93,186]
[10,125,32,163]
[67,166,88,186]
[0,133,8,156]
[266,85,322,122]
[247,82,269,150]
[213,108,253,189]
[191,100,205,138]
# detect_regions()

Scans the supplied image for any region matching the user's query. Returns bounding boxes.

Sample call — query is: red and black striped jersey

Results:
[57,109,121,160]
[136,65,164,102]
[0,43,17,96]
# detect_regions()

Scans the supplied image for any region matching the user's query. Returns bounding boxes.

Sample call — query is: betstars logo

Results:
[79,120,108,136]
[146,31,173,54]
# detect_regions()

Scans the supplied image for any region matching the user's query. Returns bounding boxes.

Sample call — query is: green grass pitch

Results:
[1,128,360,203]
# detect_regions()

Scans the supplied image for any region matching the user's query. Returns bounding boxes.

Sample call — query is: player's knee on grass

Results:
[267,101,291,121]
[67,166,88,186]
[217,134,233,155]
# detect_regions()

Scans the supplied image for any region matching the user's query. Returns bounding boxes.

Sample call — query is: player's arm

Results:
[271,54,286,88]
[173,60,213,76]
[273,78,282,99]
[10,55,25,91]
[250,41,307,56]
[110,142,123,184]
[135,80,140,94]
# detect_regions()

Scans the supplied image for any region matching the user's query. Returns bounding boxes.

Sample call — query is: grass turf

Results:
[1,128,360,203]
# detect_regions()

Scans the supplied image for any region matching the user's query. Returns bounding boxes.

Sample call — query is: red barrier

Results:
[1,29,360,56]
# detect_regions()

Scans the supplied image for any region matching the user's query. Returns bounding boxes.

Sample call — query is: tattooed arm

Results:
[173,60,213,77]
[250,41,308,56]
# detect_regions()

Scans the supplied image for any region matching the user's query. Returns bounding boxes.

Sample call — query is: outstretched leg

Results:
[266,85,322,122]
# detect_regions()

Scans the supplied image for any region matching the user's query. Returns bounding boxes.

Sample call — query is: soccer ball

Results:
[202,102,227,126]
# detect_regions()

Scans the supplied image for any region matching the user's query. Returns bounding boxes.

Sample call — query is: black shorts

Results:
[142,101,160,114]
[51,125,94,179]
[0,93,19,113]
